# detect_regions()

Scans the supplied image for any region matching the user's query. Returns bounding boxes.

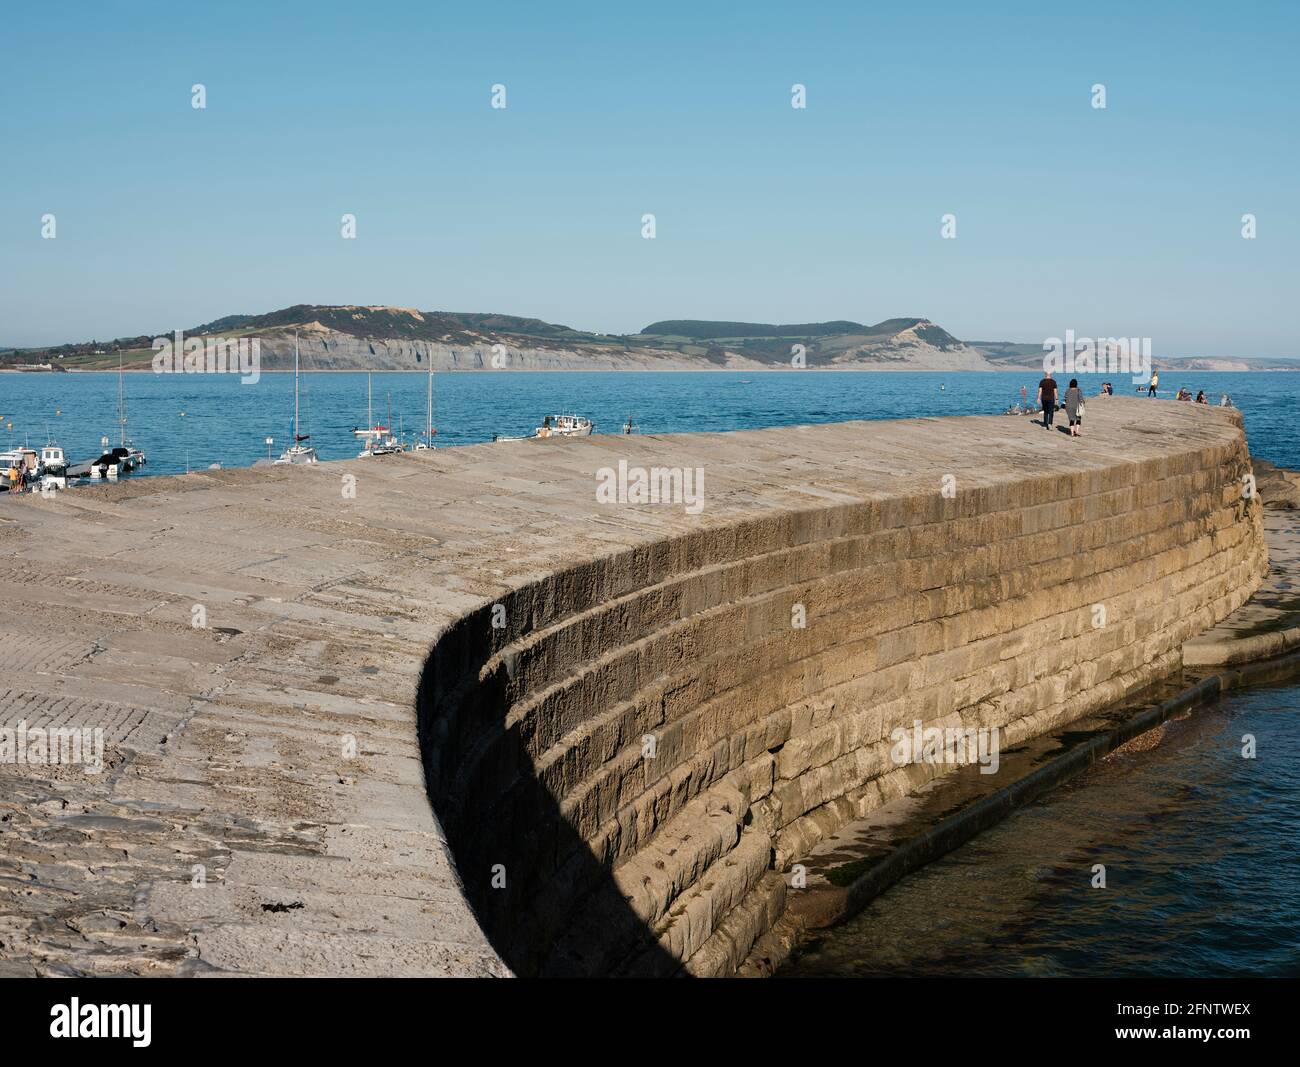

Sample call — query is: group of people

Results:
[1144,373,1213,404]
[5,460,31,494]
[1033,375,1088,437]
[1028,372,1225,438]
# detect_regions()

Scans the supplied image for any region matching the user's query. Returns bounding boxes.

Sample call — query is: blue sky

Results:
[2,0,1297,354]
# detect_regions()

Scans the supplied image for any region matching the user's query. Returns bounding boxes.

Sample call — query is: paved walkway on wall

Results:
[0,397,1256,975]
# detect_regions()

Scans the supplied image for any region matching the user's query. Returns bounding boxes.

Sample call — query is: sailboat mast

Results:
[426,362,433,438]
[118,351,126,447]
[293,332,301,441]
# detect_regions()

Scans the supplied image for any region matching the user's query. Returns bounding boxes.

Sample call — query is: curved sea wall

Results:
[0,398,1266,977]
[419,400,1266,976]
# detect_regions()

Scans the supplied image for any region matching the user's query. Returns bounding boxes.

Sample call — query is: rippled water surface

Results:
[0,369,1296,477]
[782,685,1300,977]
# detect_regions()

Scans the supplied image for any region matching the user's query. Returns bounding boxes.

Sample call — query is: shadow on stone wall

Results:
[416,609,682,978]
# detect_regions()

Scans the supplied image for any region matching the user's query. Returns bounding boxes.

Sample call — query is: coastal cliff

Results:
[6,305,997,373]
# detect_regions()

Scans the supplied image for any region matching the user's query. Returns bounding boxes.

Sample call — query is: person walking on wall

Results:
[1064,378,1085,438]
[1037,372,1058,430]
[1148,370,1159,396]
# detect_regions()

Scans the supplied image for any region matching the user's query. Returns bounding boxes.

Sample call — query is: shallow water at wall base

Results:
[780,684,1300,978]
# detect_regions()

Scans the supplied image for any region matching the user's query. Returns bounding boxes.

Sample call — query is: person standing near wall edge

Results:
[1064,378,1085,438]
[1038,372,1058,430]
[1148,371,1159,396]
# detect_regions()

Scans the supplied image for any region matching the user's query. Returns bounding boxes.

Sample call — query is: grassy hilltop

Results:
[1,306,991,372]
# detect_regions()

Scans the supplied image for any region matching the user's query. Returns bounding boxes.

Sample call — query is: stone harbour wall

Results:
[419,401,1266,976]
[0,397,1265,976]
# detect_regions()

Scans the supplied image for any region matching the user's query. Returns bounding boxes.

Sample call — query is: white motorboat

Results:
[495,414,593,442]
[274,333,318,465]
[40,443,69,475]
[539,414,592,438]
[84,445,132,480]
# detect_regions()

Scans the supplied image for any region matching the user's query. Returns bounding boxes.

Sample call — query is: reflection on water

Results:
[782,685,1300,977]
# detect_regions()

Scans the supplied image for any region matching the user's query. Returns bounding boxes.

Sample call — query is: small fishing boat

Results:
[494,414,593,442]
[274,333,318,465]
[40,441,69,476]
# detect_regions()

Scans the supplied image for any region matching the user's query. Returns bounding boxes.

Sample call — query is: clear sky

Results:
[2,0,1297,355]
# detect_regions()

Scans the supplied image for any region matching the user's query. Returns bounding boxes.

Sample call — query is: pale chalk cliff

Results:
[231,307,999,373]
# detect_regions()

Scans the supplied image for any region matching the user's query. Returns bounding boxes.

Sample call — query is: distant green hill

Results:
[2,305,987,371]
[640,319,869,339]
[190,305,600,344]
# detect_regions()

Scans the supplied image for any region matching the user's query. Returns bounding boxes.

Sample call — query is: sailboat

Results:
[354,373,402,456]
[88,353,146,478]
[414,360,436,451]
[116,352,146,469]
[274,333,318,465]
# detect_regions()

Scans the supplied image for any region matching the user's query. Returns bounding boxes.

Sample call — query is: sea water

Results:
[0,369,1296,477]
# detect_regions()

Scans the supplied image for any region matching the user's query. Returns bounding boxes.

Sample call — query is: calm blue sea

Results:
[782,682,1300,978]
[0,369,1296,476]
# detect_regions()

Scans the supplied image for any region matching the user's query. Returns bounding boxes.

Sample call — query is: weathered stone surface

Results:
[1185,508,1300,666]
[1252,458,1300,509]
[0,397,1266,976]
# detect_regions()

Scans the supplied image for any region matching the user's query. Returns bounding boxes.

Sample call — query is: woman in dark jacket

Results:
[1064,378,1085,438]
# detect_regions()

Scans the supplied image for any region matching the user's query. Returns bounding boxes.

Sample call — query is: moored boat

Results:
[274,333,318,465]
[40,443,69,475]
[354,373,404,456]
[414,361,436,451]
[113,351,146,470]
[1,447,42,492]
[495,414,593,442]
